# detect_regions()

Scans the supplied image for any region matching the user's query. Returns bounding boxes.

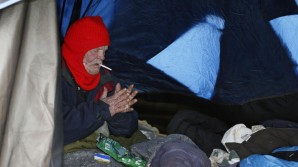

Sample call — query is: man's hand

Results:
[100,83,138,116]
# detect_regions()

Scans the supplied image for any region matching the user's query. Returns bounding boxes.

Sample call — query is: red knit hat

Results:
[62,16,110,90]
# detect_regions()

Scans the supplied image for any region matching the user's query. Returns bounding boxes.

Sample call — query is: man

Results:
[61,16,138,145]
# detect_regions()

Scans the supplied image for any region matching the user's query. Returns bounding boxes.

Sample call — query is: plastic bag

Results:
[96,133,147,167]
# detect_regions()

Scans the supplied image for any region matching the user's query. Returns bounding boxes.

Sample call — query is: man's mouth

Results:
[92,62,101,66]
[89,62,112,71]
[89,63,101,69]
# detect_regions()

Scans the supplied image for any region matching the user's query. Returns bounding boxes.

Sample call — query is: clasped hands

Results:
[100,83,138,116]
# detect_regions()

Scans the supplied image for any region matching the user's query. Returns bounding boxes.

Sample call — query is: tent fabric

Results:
[109,0,220,60]
[104,49,194,94]
[0,0,21,9]
[240,146,298,167]
[56,0,298,133]
[212,0,298,104]
[104,0,298,126]
[240,154,298,167]
[106,0,298,105]
[0,0,24,150]
[147,16,223,99]
[105,0,221,96]
[270,15,298,74]
[56,0,298,105]
[57,0,116,39]
[1,0,298,167]
[0,1,63,166]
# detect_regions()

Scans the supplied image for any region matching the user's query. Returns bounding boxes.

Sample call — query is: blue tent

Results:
[2,0,297,166]
[57,0,298,128]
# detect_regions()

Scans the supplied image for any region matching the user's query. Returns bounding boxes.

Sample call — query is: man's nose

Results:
[97,51,105,59]
[96,51,101,57]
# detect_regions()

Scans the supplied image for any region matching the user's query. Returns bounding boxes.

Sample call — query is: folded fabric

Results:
[261,119,298,128]
[225,128,298,159]
[167,110,229,155]
[131,134,194,161]
[150,140,211,167]
[221,124,252,152]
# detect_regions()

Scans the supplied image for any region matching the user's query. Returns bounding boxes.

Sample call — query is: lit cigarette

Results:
[100,64,112,71]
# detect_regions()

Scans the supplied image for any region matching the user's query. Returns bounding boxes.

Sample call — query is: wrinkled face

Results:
[83,46,108,75]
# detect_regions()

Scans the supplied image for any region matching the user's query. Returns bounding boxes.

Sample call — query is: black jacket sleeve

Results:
[107,110,138,137]
[62,90,111,145]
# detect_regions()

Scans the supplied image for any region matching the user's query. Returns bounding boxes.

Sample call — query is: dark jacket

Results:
[62,66,138,145]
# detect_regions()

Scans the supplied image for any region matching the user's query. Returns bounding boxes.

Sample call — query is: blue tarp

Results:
[240,146,298,167]
[57,0,298,106]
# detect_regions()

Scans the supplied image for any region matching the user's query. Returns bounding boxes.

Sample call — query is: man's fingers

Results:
[114,97,136,109]
[113,105,133,113]
[113,88,127,99]
[112,98,137,114]
[115,100,129,108]
[129,99,138,106]
[130,90,138,98]
[127,84,134,93]
[116,91,130,103]
[115,83,121,93]
[100,87,108,100]
[108,84,138,115]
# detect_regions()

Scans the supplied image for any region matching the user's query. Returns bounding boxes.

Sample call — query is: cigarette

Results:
[100,64,112,71]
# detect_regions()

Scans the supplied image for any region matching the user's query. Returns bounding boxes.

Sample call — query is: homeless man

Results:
[61,16,138,145]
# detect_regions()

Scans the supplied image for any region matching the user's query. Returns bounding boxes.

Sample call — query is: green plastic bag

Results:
[96,134,147,167]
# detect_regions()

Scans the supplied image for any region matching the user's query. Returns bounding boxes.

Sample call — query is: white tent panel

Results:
[0,0,63,166]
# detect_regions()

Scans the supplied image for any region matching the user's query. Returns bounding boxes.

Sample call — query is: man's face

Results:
[83,46,108,75]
